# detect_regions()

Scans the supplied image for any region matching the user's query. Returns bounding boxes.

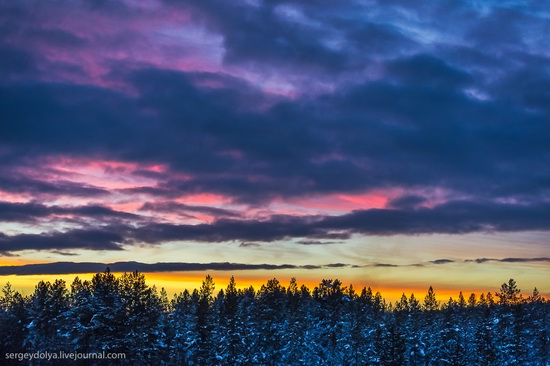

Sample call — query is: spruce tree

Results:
[0,283,27,364]
[194,275,215,365]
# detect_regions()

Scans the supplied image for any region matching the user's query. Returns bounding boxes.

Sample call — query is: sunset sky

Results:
[0,0,549,300]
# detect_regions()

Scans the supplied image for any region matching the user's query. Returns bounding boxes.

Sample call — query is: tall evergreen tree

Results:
[217,276,243,365]
[423,286,439,311]
[26,280,69,355]
[118,271,164,364]
[0,283,27,365]
[193,275,215,365]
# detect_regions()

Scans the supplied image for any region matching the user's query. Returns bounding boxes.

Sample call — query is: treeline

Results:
[0,270,548,365]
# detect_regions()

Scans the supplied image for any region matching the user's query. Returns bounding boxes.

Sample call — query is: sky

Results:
[0,0,549,300]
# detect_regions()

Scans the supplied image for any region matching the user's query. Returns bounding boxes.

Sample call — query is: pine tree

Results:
[496,279,522,305]
[457,291,467,309]
[218,276,243,365]
[283,278,309,365]
[408,293,421,313]
[158,287,173,364]
[26,280,69,354]
[170,289,194,364]
[377,314,406,365]
[419,286,440,363]
[256,278,287,365]
[474,306,497,365]
[63,277,94,357]
[87,268,127,356]
[312,279,348,364]
[194,275,215,365]
[0,283,27,364]
[485,292,495,307]
[118,271,164,364]
[467,293,476,308]
[237,285,258,364]
[403,293,422,365]
[1,272,549,366]
[423,286,439,311]
[395,293,409,313]
[438,304,466,365]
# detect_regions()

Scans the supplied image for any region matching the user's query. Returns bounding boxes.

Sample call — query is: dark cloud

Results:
[0,229,124,254]
[385,54,472,88]
[345,21,417,56]
[1,64,548,205]
[499,257,550,263]
[295,240,340,245]
[1,200,549,254]
[325,263,349,268]
[430,259,455,265]
[0,261,349,276]
[466,257,550,264]
[50,251,80,256]
[387,195,426,209]
[239,242,260,248]
[0,0,548,250]
[0,45,36,78]
[0,201,137,223]
[170,0,352,72]
[140,202,240,219]
[314,201,550,236]
[370,263,399,268]
[0,174,109,198]
[0,256,546,275]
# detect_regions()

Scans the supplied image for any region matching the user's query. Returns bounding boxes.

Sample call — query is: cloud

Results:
[0,229,124,254]
[1,200,549,254]
[170,0,352,72]
[466,257,550,264]
[499,257,550,263]
[295,240,340,245]
[0,201,137,223]
[140,201,240,219]
[239,242,260,248]
[370,263,400,268]
[0,0,548,259]
[0,261,348,276]
[430,259,455,265]
[0,174,109,198]
[385,54,472,88]
[50,251,80,256]
[387,195,427,209]
[1,63,548,205]
[1,256,546,275]
[0,45,37,78]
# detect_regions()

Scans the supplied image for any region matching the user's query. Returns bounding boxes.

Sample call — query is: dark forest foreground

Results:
[1,270,548,365]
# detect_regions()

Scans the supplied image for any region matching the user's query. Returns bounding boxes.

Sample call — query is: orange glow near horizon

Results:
[0,270,539,303]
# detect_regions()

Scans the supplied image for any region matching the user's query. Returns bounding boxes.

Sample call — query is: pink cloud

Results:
[175,193,230,206]
[43,157,166,190]
[283,191,391,214]
[0,192,30,204]
[5,2,222,89]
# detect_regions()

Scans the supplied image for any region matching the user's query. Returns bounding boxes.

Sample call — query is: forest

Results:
[0,270,548,365]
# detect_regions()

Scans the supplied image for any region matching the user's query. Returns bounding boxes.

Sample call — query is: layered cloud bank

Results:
[1,257,549,276]
[0,1,548,270]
